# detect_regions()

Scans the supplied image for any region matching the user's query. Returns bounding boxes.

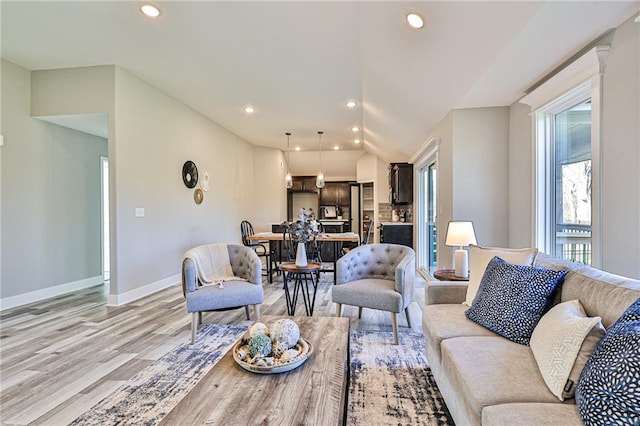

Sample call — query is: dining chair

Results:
[362,220,374,245]
[341,220,373,257]
[240,220,273,283]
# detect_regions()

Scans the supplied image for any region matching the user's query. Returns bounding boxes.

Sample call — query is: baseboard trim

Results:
[0,275,104,311]
[107,274,180,307]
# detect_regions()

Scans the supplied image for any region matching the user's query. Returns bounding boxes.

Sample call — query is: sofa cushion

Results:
[422,304,496,365]
[575,298,640,425]
[466,245,538,306]
[441,336,560,422]
[465,257,567,345]
[530,300,605,400]
[332,278,402,313]
[482,403,582,426]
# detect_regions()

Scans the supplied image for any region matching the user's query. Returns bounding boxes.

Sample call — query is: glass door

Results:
[417,159,437,274]
[426,162,437,273]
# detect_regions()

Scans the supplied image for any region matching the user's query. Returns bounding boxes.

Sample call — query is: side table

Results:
[280,262,322,316]
[433,269,469,281]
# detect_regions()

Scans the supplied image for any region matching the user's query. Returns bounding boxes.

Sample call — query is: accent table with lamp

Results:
[433,269,470,281]
[444,220,477,279]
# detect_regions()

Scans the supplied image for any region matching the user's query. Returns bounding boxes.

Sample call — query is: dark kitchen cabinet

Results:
[389,163,413,205]
[290,176,318,193]
[319,182,350,207]
[380,223,413,248]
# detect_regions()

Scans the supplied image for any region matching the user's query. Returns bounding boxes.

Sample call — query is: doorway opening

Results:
[101,156,110,285]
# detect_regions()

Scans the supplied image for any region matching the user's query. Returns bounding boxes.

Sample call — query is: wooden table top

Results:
[159,315,350,425]
[433,269,470,281]
[279,261,323,273]
[247,232,359,243]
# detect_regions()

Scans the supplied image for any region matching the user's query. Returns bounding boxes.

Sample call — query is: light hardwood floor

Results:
[0,270,426,426]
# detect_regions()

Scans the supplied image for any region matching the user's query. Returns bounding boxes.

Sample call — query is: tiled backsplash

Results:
[379,203,413,222]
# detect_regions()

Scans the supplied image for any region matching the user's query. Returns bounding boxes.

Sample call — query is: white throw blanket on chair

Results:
[184,244,243,288]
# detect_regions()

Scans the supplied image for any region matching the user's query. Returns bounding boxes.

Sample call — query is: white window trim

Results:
[521,46,609,267]
[413,137,440,272]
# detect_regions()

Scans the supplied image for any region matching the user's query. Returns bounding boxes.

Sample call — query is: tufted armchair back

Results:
[336,243,415,307]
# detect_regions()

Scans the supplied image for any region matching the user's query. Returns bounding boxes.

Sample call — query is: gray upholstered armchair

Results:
[182,244,263,344]
[332,243,415,344]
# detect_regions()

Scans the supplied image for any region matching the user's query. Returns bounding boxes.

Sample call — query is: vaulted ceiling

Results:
[2,1,638,161]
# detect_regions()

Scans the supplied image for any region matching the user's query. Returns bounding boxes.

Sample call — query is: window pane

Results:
[554,100,591,264]
[427,162,437,272]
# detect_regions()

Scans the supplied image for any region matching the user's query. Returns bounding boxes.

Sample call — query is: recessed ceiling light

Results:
[635,15,640,23]
[334,146,340,150]
[351,126,359,132]
[406,13,424,29]
[243,106,255,114]
[140,3,161,18]
[295,146,301,151]
[345,100,357,108]
[354,139,361,144]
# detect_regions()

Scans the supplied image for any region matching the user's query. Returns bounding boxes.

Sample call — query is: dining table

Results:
[246,231,360,286]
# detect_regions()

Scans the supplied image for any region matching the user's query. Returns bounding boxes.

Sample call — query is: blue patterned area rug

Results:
[70,324,247,426]
[348,330,454,426]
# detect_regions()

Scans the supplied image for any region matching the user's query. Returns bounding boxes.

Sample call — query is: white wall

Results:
[252,146,287,232]
[600,15,640,278]
[508,102,534,248]
[288,150,360,181]
[453,107,510,247]
[3,63,286,307]
[111,67,258,296]
[421,109,510,270]
[1,60,108,303]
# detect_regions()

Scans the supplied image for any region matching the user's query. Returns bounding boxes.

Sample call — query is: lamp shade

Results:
[445,221,477,247]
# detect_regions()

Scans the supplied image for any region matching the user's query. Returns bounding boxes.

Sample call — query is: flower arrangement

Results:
[283,208,320,243]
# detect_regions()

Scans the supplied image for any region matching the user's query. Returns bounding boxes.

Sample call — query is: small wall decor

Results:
[200,171,210,192]
[182,161,198,188]
[194,188,204,205]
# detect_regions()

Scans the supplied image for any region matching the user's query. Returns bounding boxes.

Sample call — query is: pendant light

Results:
[316,131,325,189]
[284,132,293,189]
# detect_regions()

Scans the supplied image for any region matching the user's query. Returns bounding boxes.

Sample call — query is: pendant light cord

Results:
[318,131,323,171]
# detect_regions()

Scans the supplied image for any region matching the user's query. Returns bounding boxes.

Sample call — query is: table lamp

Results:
[445,221,477,278]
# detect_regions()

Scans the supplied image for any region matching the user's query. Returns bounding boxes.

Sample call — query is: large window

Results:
[534,81,599,266]
[553,100,592,264]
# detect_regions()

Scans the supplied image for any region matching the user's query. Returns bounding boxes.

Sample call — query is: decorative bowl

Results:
[232,337,313,374]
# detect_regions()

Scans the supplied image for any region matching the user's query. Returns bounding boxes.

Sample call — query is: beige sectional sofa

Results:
[422,253,640,425]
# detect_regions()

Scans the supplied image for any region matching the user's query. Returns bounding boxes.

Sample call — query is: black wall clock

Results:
[182,161,198,188]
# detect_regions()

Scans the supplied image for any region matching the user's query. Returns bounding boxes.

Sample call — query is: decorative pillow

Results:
[575,298,640,425]
[465,245,538,306]
[530,300,605,400]
[465,256,567,345]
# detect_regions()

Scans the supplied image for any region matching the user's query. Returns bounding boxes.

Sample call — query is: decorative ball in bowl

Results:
[233,318,313,374]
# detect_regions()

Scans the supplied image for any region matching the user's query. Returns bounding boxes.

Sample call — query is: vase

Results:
[295,241,308,267]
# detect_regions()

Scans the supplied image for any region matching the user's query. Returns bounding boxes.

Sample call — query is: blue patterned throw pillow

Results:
[465,256,567,345]
[575,298,640,425]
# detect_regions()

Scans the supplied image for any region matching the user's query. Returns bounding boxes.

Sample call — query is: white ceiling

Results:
[2,1,638,161]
